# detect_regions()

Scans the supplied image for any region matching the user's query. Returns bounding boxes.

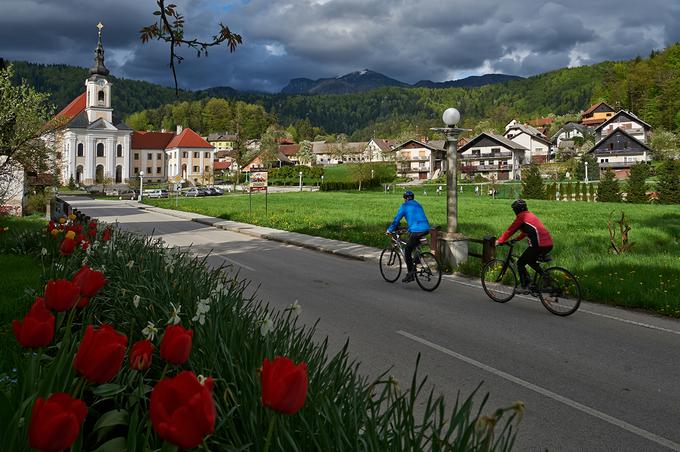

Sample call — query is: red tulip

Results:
[76,297,89,309]
[59,237,76,256]
[150,371,216,449]
[47,220,56,231]
[88,220,97,230]
[102,227,112,241]
[75,233,87,244]
[81,240,90,252]
[160,325,193,365]
[12,297,55,348]
[87,228,97,239]
[261,356,308,414]
[44,279,81,312]
[71,265,107,298]
[130,340,154,371]
[73,324,127,384]
[28,393,87,452]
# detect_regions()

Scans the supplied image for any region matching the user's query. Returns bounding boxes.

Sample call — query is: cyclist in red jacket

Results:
[496,199,553,294]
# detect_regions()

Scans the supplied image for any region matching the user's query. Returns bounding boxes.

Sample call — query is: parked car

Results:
[184,188,201,197]
[205,187,221,196]
[145,189,168,199]
[197,188,211,196]
[118,190,138,200]
[213,187,224,195]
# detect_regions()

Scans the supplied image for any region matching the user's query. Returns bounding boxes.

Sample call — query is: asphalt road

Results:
[70,198,680,452]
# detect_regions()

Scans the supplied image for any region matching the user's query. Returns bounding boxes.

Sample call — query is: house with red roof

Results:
[166,126,215,183]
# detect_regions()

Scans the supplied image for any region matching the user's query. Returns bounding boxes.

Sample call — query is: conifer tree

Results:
[626,162,649,203]
[656,159,680,204]
[521,164,545,199]
[597,169,622,202]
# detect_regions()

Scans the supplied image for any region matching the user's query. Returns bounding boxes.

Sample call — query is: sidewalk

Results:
[136,203,383,262]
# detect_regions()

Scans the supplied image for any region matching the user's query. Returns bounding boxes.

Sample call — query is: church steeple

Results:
[89,22,110,77]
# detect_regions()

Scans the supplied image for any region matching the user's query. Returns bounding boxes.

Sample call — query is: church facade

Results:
[52,24,214,187]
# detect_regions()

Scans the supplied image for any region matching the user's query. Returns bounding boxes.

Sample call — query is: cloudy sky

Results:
[2,0,679,92]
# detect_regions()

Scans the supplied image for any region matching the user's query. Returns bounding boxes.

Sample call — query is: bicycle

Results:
[480,240,581,316]
[379,229,442,292]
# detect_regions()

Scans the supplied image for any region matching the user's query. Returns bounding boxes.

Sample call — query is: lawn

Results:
[147,191,679,315]
[0,215,46,375]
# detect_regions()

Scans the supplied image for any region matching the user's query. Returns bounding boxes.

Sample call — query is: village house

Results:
[580,102,616,128]
[595,110,652,144]
[311,141,369,165]
[458,133,528,181]
[504,120,551,163]
[206,132,238,152]
[389,139,446,180]
[550,122,591,158]
[587,128,652,178]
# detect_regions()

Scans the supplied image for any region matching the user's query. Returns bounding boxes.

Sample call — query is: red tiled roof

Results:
[53,92,86,122]
[131,131,175,150]
[166,128,213,149]
[279,144,300,156]
[528,117,555,127]
[213,161,232,170]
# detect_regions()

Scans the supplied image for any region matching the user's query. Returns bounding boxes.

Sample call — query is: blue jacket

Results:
[388,200,430,233]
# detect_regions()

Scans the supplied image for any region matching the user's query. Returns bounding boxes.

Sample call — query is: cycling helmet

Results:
[511,198,528,214]
[403,190,415,200]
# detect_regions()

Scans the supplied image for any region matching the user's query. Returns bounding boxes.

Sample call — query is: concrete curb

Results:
[136,203,383,263]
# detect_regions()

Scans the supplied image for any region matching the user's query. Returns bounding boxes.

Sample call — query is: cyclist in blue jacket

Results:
[387,190,431,283]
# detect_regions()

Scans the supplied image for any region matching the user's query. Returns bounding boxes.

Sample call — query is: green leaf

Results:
[92,437,127,452]
[91,383,126,397]
[94,409,129,431]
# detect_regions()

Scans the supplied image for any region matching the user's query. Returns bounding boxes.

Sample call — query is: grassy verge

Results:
[0,216,46,374]
[147,191,680,315]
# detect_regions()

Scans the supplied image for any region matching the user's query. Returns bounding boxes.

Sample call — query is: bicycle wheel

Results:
[379,247,402,283]
[538,267,581,316]
[414,252,442,291]
[481,259,516,303]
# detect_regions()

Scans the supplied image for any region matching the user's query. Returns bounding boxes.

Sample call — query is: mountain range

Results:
[280,69,522,94]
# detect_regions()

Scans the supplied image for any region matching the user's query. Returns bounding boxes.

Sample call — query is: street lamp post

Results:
[138,171,144,202]
[320,174,324,189]
[371,169,374,179]
[584,161,589,183]
[431,108,471,269]
[299,171,303,192]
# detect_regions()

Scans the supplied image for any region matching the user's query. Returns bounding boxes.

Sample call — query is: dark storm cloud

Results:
[2,0,679,92]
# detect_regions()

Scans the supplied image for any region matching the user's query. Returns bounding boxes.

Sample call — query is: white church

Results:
[51,23,214,187]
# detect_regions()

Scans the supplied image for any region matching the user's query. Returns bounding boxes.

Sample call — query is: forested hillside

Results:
[11,43,680,139]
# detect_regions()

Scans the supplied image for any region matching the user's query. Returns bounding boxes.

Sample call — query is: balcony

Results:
[598,160,650,169]
[463,151,513,160]
[461,164,511,173]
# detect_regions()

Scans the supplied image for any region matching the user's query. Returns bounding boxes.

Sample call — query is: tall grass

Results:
[148,191,680,315]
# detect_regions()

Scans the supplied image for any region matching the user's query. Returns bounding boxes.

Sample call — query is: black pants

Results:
[517,245,553,288]
[405,231,428,272]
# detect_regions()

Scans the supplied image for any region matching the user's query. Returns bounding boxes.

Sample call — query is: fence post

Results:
[482,236,496,264]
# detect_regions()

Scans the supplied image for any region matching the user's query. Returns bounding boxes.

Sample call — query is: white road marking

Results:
[397,330,680,451]
[444,276,680,336]
[219,255,255,272]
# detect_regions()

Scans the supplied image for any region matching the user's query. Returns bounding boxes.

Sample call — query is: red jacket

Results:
[498,211,553,248]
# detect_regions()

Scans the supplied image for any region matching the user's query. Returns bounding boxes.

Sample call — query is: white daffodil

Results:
[133,295,141,308]
[85,244,93,256]
[142,321,158,341]
[126,260,134,269]
[167,303,181,325]
[289,300,302,317]
[54,263,63,271]
[260,317,274,337]
[197,374,208,385]
[41,248,48,256]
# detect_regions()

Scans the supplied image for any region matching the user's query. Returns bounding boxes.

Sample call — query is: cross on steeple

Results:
[89,21,110,77]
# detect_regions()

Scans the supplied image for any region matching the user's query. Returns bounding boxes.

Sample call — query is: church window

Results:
[194,152,199,158]
[183,152,188,158]
[205,152,210,158]
[117,144,122,157]
[77,143,84,157]
[98,90,105,105]
[97,143,104,157]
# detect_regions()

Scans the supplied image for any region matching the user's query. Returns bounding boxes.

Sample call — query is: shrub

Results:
[67,175,77,190]
[25,192,47,215]
[656,158,680,204]
[521,164,545,199]
[597,169,622,202]
[626,163,650,203]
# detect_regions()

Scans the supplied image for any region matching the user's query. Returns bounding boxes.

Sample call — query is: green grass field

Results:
[148,192,679,314]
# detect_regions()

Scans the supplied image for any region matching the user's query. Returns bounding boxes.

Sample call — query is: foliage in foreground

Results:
[0,216,521,451]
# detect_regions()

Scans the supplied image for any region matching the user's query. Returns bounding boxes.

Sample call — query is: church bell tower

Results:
[85,22,113,123]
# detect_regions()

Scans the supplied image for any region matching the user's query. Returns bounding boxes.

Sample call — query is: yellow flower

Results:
[50,228,59,237]
[65,230,76,240]
[68,213,76,221]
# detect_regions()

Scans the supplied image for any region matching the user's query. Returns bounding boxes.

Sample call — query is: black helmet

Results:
[403,190,415,200]
[511,199,528,214]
